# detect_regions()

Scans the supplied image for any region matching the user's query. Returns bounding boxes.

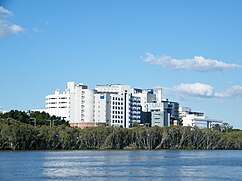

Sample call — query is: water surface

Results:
[0,150,241,180]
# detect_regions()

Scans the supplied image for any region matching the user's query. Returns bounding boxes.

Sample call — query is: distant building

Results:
[95,84,141,128]
[46,82,142,128]
[46,82,96,128]
[45,82,182,128]
[133,88,180,127]
[179,107,222,128]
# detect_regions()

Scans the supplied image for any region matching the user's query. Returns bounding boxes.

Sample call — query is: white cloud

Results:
[0,6,13,16]
[144,53,242,71]
[0,6,23,38]
[226,85,242,98]
[170,83,242,99]
[173,83,218,98]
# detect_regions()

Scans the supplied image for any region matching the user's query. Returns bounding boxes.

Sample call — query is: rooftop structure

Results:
[179,107,222,128]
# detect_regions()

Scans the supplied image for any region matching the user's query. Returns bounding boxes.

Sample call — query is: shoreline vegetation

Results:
[0,111,242,150]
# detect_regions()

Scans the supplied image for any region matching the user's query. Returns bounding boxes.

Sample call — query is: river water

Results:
[0,150,242,180]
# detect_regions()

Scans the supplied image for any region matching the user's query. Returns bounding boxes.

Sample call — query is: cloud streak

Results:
[174,83,217,98]
[170,83,242,99]
[226,85,242,98]
[0,6,13,16]
[0,6,24,38]
[144,53,242,71]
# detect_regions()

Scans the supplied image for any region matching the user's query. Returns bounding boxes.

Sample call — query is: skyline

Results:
[1,1,242,128]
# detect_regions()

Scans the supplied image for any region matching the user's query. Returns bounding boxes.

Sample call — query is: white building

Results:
[94,93,111,125]
[45,82,181,128]
[133,88,157,112]
[179,107,222,128]
[95,84,141,128]
[45,89,71,120]
[132,88,180,127]
[46,82,141,128]
[46,82,96,128]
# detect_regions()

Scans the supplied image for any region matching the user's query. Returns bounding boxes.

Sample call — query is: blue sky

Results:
[1,0,242,128]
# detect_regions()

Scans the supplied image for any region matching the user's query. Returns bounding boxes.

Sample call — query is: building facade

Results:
[94,84,141,128]
[46,82,221,129]
[179,107,222,128]
[46,82,142,128]
[46,82,97,128]
[133,88,180,127]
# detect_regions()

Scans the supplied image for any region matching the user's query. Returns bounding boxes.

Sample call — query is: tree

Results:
[221,122,233,132]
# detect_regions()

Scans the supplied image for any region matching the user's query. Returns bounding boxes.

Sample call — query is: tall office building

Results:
[46,82,96,127]
[133,87,180,126]
[45,82,180,128]
[95,84,141,128]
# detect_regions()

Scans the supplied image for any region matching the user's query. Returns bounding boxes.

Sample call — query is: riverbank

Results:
[0,118,242,150]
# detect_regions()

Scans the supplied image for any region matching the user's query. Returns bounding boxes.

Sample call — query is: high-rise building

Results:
[45,82,180,128]
[95,84,141,128]
[45,89,71,120]
[46,82,142,128]
[133,88,180,126]
[46,82,96,128]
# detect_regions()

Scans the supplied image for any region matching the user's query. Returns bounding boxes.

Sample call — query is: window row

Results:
[112,115,123,119]
[112,106,123,110]
[111,101,123,106]
[112,120,123,124]
[112,111,123,114]
[112,97,123,101]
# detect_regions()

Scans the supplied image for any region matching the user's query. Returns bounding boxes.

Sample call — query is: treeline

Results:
[0,110,69,127]
[0,117,242,150]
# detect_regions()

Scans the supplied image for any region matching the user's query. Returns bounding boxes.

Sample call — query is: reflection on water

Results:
[0,150,242,180]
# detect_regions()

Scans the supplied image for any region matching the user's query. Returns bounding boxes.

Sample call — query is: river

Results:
[0,150,242,180]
